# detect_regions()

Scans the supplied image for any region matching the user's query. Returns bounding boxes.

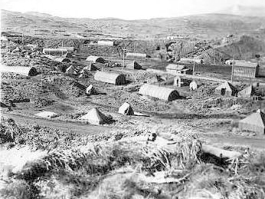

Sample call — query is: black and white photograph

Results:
[1,0,265,198]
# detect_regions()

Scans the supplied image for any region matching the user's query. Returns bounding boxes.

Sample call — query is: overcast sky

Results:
[1,0,265,19]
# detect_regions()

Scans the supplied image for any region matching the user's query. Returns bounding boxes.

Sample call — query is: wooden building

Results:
[232,61,257,78]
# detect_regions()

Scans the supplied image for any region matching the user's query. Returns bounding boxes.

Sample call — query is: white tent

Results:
[118,102,134,115]
[215,81,237,96]
[189,81,198,91]
[35,111,58,118]
[238,85,254,98]
[80,108,110,125]
[65,65,77,75]
[239,109,265,135]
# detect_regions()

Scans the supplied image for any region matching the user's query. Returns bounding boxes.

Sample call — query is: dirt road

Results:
[2,112,112,135]
[2,112,265,149]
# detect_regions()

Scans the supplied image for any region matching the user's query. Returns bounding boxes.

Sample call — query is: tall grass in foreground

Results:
[1,118,265,198]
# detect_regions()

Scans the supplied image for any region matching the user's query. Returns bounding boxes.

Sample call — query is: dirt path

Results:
[2,112,265,150]
[2,112,112,135]
[200,134,265,150]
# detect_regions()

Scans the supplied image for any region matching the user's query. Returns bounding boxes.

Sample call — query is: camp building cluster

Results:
[1,36,265,136]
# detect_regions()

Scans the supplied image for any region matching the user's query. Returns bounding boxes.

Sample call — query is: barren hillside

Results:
[2,9,265,39]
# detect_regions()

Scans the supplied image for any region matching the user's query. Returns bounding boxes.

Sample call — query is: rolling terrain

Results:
[2,9,265,39]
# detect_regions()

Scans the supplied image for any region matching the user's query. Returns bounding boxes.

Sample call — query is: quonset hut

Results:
[139,84,179,101]
[94,71,126,85]
[86,56,105,63]
[0,66,38,76]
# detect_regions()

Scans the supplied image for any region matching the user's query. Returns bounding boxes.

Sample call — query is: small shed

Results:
[94,71,126,85]
[166,64,192,75]
[239,109,265,135]
[86,85,97,95]
[215,81,237,96]
[118,102,134,115]
[189,80,198,91]
[65,65,77,75]
[139,84,179,101]
[86,56,105,63]
[126,61,142,70]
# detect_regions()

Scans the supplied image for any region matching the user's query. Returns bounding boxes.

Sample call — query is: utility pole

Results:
[61,40,64,56]
[231,56,234,83]
[193,62,196,76]
[21,32,24,49]
[122,48,126,69]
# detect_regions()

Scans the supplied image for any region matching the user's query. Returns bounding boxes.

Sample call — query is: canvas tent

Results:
[80,108,110,125]
[215,81,237,96]
[126,61,142,70]
[0,65,38,76]
[139,84,179,101]
[118,102,134,115]
[35,111,58,119]
[189,80,198,91]
[94,71,126,85]
[239,109,265,135]
[86,56,105,63]
[238,86,255,98]
[65,65,77,75]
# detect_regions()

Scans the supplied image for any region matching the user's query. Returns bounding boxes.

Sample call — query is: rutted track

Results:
[2,112,112,135]
[2,112,265,149]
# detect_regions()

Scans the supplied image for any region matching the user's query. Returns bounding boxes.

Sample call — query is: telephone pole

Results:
[122,48,126,69]
[231,56,234,83]
[193,62,196,76]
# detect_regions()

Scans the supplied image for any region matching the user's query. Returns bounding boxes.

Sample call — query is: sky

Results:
[1,0,265,19]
